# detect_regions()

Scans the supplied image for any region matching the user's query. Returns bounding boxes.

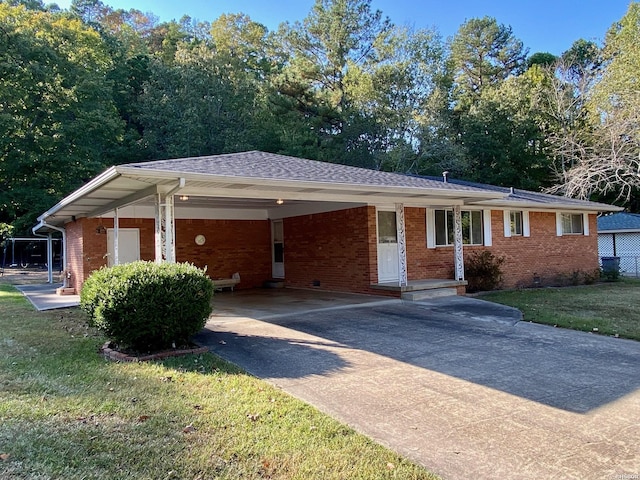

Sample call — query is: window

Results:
[434,210,484,246]
[510,211,523,236]
[561,213,584,234]
[503,210,530,238]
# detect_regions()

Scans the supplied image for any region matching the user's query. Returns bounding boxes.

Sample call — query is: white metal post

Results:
[164,194,175,263]
[113,208,119,265]
[395,203,408,286]
[453,205,465,281]
[47,234,53,284]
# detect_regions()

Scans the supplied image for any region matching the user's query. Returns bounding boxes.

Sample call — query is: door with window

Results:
[271,219,285,278]
[377,210,399,282]
[106,228,140,266]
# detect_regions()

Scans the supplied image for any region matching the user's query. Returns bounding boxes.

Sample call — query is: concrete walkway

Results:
[14,284,80,311]
[196,292,640,480]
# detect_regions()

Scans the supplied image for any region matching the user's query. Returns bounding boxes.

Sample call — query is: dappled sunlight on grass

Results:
[0,284,437,479]
[483,280,640,340]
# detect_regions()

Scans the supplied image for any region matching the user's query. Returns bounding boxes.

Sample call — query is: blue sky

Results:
[53,0,632,55]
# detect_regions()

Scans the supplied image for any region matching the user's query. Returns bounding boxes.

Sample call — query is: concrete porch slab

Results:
[371,278,468,292]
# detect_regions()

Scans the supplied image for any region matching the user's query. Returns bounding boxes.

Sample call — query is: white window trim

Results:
[426,208,490,247]
[503,210,530,238]
[556,212,589,236]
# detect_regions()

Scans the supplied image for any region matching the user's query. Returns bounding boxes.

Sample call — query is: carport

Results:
[32,151,503,295]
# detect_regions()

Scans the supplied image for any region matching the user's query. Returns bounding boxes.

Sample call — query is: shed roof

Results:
[597,212,640,232]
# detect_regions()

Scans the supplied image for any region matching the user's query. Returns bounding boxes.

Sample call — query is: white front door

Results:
[271,219,285,278]
[107,228,140,266]
[377,210,399,283]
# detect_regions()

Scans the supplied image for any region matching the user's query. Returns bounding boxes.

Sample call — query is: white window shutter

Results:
[483,210,492,246]
[503,210,511,238]
[523,211,530,237]
[583,213,590,236]
[556,212,563,236]
[426,209,436,248]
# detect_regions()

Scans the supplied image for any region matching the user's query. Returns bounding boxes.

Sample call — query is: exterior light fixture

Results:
[179,195,189,201]
[276,199,284,205]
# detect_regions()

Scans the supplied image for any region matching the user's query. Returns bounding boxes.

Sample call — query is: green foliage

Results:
[450,16,528,105]
[80,261,213,352]
[464,250,505,293]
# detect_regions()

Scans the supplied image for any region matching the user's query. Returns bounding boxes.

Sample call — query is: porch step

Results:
[263,279,285,289]
[401,287,458,301]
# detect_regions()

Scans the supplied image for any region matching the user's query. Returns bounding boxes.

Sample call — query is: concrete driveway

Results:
[195,290,640,480]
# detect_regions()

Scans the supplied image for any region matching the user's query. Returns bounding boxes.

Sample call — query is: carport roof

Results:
[33,151,621,231]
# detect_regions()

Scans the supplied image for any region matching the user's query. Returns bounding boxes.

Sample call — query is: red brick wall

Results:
[175,219,271,289]
[489,211,599,288]
[404,208,599,289]
[283,206,379,293]
[66,207,599,295]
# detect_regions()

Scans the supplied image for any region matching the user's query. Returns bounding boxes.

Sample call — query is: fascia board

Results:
[469,199,623,213]
[116,166,505,201]
[37,167,120,222]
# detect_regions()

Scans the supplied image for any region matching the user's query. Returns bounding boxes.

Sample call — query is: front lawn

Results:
[482,279,640,340]
[0,284,437,479]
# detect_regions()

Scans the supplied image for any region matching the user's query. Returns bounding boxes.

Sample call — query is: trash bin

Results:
[601,256,620,276]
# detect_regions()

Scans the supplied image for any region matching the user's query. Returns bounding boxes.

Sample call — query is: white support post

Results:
[164,194,176,263]
[395,203,408,287]
[47,234,53,284]
[154,193,163,263]
[453,205,465,281]
[113,208,120,265]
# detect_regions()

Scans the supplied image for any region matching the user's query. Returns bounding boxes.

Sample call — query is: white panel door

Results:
[271,220,285,279]
[107,228,140,266]
[377,210,399,283]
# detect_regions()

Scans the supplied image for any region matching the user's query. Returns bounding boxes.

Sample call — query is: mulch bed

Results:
[100,341,208,362]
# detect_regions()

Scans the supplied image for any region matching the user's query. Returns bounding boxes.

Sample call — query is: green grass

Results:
[0,284,437,479]
[482,279,640,340]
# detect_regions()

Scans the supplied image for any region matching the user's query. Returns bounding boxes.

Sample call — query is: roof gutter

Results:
[32,220,66,285]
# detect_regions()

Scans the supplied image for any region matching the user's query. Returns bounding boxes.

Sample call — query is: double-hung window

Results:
[556,212,589,236]
[433,210,484,246]
[503,210,530,237]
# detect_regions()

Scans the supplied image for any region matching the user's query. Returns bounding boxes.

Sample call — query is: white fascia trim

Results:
[37,167,120,222]
[473,199,622,213]
[116,166,506,201]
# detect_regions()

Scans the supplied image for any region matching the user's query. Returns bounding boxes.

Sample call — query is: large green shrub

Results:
[80,261,213,352]
[464,251,505,293]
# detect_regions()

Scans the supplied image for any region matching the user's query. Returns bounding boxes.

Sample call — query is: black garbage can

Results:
[601,256,620,276]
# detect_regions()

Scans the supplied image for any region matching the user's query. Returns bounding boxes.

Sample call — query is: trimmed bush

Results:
[80,261,213,352]
[464,251,505,293]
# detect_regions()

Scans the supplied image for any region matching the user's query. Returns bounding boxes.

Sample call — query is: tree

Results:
[0,4,124,233]
[547,4,640,203]
[450,16,528,106]
[272,0,394,166]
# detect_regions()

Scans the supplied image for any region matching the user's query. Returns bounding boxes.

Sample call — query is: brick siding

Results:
[405,208,599,289]
[283,206,381,294]
[66,206,599,295]
[175,219,271,289]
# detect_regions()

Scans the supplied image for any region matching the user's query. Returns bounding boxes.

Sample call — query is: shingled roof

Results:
[422,176,620,211]
[126,151,490,193]
[598,213,640,232]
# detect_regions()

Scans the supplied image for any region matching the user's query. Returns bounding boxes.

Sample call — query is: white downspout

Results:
[32,221,66,285]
